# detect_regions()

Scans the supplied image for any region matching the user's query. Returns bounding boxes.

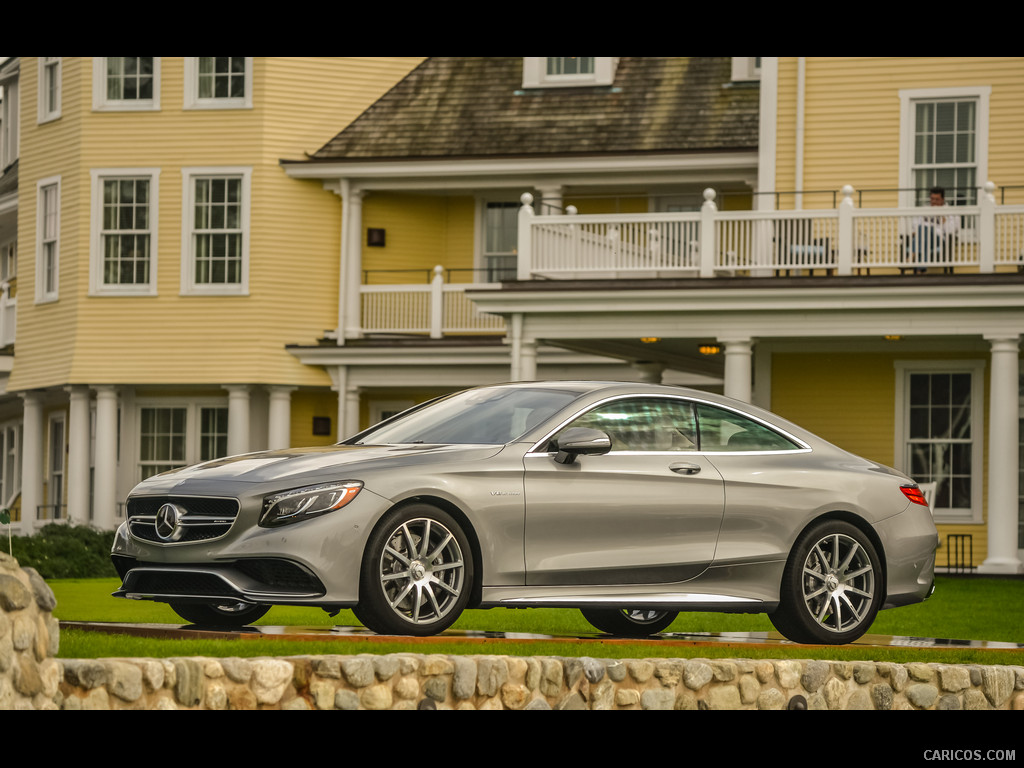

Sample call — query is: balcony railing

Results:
[517,184,1024,280]
[360,266,505,337]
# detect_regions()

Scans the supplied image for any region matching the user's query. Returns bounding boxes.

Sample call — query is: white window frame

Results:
[92,57,161,112]
[894,360,985,524]
[0,419,22,512]
[183,57,253,110]
[731,57,761,82]
[90,168,160,296]
[35,175,60,303]
[46,410,66,520]
[37,57,61,123]
[474,196,521,282]
[180,167,251,296]
[522,57,617,89]
[0,70,18,171]
[898,86,990,209]
[136,398,229,482]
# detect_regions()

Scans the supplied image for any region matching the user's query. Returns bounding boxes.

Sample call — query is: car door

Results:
[523,396,725,586]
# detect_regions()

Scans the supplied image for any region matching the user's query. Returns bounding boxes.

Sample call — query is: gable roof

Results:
[305,57,759,163]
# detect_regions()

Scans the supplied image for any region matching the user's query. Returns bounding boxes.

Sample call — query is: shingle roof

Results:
[307,57,759,162]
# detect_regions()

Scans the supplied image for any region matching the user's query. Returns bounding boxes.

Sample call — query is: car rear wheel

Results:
[355,505,473,636]
[169,601,270,627]
[580,608,678,637]
[770,519,882,645]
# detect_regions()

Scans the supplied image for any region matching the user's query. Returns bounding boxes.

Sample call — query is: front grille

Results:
[127,495,240,544]
[234,560,324,592]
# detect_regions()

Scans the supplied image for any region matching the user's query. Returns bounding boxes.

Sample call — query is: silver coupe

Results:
[111,381,938,644]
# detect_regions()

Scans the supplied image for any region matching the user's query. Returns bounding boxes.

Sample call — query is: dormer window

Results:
[731,57,761,82]
[522,57,618,88]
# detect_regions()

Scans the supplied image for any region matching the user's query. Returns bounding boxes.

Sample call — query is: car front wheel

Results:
[169,601,270,627]
[580,608,678,637]
[770,519,882,645]
[355,505,473,636]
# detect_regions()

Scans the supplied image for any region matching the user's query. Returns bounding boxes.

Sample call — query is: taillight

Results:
[900,485,929,507]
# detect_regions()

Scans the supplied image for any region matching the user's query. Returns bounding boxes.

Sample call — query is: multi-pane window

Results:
[193,176,243,285]
[913,99,978,206]
[46,414,65,520]
[38,57,61,122]
[546,57,595,76]
[198,57,246,100]
[483,201,518,281]
[139,407,187,480]
[138,403,230,481]
[102,178,151,285]
[106,57,154,101]
[37,179,59,301]
[906,372,974,515]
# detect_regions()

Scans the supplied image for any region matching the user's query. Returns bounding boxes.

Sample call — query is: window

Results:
[90,169,159,294]
[695,404,801,452]
[181,168,251,295]
[522,57,618,89]
[900,87,990,208]
[0,68,18,171]
[184,57,252,109]
[138,402,228,481]
[0,421,22,517]
[36,176,60,302]
[568,398,697,452]
[481,201,519,281]
[37,57,61,123]
[895,362,984,523]
[93,57,160,111]
[731,57,762,82]
[44,412,65,520]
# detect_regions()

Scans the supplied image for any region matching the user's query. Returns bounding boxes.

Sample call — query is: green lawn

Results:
[49,576,1024,665]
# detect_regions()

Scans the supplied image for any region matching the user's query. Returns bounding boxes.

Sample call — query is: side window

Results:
[567,398,697,452]
[695,404,799,452]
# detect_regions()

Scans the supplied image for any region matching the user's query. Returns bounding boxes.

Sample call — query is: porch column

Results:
[267,386,296,450]
[979,336,1023,573]
[224,385,251,457]
[340,184,365,341]
[93,386,119,530]
[345,386,361,440]
[520,339,538,382]
[66,386,91,526]
[536,185,564,215]
[20,392,44,529]
[632,362,665,384]
[721,338,754,402]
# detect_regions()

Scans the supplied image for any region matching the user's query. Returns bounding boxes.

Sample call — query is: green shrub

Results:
[3,524,118,579]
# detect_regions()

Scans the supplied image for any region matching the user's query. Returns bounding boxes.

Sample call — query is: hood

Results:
[130,442,506,493]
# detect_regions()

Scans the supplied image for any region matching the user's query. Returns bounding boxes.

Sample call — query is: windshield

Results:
[348,387,582,445]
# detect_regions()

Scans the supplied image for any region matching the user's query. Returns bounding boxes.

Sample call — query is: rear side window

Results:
[695,404,800,452]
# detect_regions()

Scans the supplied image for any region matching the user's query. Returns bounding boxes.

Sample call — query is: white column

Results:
[66,386,91,526]
[344,386,361,440]
[979,336,1023,573]
[344,187,365,340]
[224,385,251,457]
[333,365,349,438]
[93,386,119,530]
[267,386,296,450]
[632,362,665,384]
[520,339,538,382]
[536,185,563,215]
[19,392,44,529]
[721,338,754,402]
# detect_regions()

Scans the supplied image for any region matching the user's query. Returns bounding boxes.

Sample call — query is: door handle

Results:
[669,462,702,475]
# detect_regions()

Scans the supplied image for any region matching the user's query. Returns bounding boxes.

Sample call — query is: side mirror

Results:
[552,427,612,465]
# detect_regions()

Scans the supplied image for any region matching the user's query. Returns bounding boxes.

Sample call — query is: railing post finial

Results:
[520,192,534,209]
[840,185,855,207]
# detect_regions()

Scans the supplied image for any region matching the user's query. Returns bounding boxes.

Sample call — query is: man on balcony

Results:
[908,186,960,274]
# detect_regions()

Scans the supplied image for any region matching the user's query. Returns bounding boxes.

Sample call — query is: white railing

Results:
[361,266,504,337]
[517,184,1024,279]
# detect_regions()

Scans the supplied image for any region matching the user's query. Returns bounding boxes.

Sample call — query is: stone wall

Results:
[3,552,1024,710]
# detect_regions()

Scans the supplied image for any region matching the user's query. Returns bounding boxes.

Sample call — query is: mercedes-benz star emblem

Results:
[155,503,185,542]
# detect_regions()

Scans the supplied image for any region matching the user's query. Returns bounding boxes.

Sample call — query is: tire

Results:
[580,608,678,637]
[769,519,882,645]
[355,504,473,636]
[169,601,270,627]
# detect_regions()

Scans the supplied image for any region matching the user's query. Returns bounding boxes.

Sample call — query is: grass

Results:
[49,576,1024,665]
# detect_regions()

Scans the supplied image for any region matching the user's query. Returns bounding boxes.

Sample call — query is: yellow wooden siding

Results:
[290,389,341,447]
[770,348,1007,566]
[11,57,422,391]
[775,57,1024,208]
[361,194,476,281]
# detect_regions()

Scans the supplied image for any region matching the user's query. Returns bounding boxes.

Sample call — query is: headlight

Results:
[260,481,363,527]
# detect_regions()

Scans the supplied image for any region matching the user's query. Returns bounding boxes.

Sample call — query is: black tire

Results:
[356,504,473,636]
[169,601,270,627]
[580,608,678,637]
[769,519,882,645]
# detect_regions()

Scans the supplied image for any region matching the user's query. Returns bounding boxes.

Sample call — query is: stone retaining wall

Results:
[3,552,1023,710]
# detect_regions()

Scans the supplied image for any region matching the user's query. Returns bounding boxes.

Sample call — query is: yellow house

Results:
[0,56,423,533]
[282,57,1024,574]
